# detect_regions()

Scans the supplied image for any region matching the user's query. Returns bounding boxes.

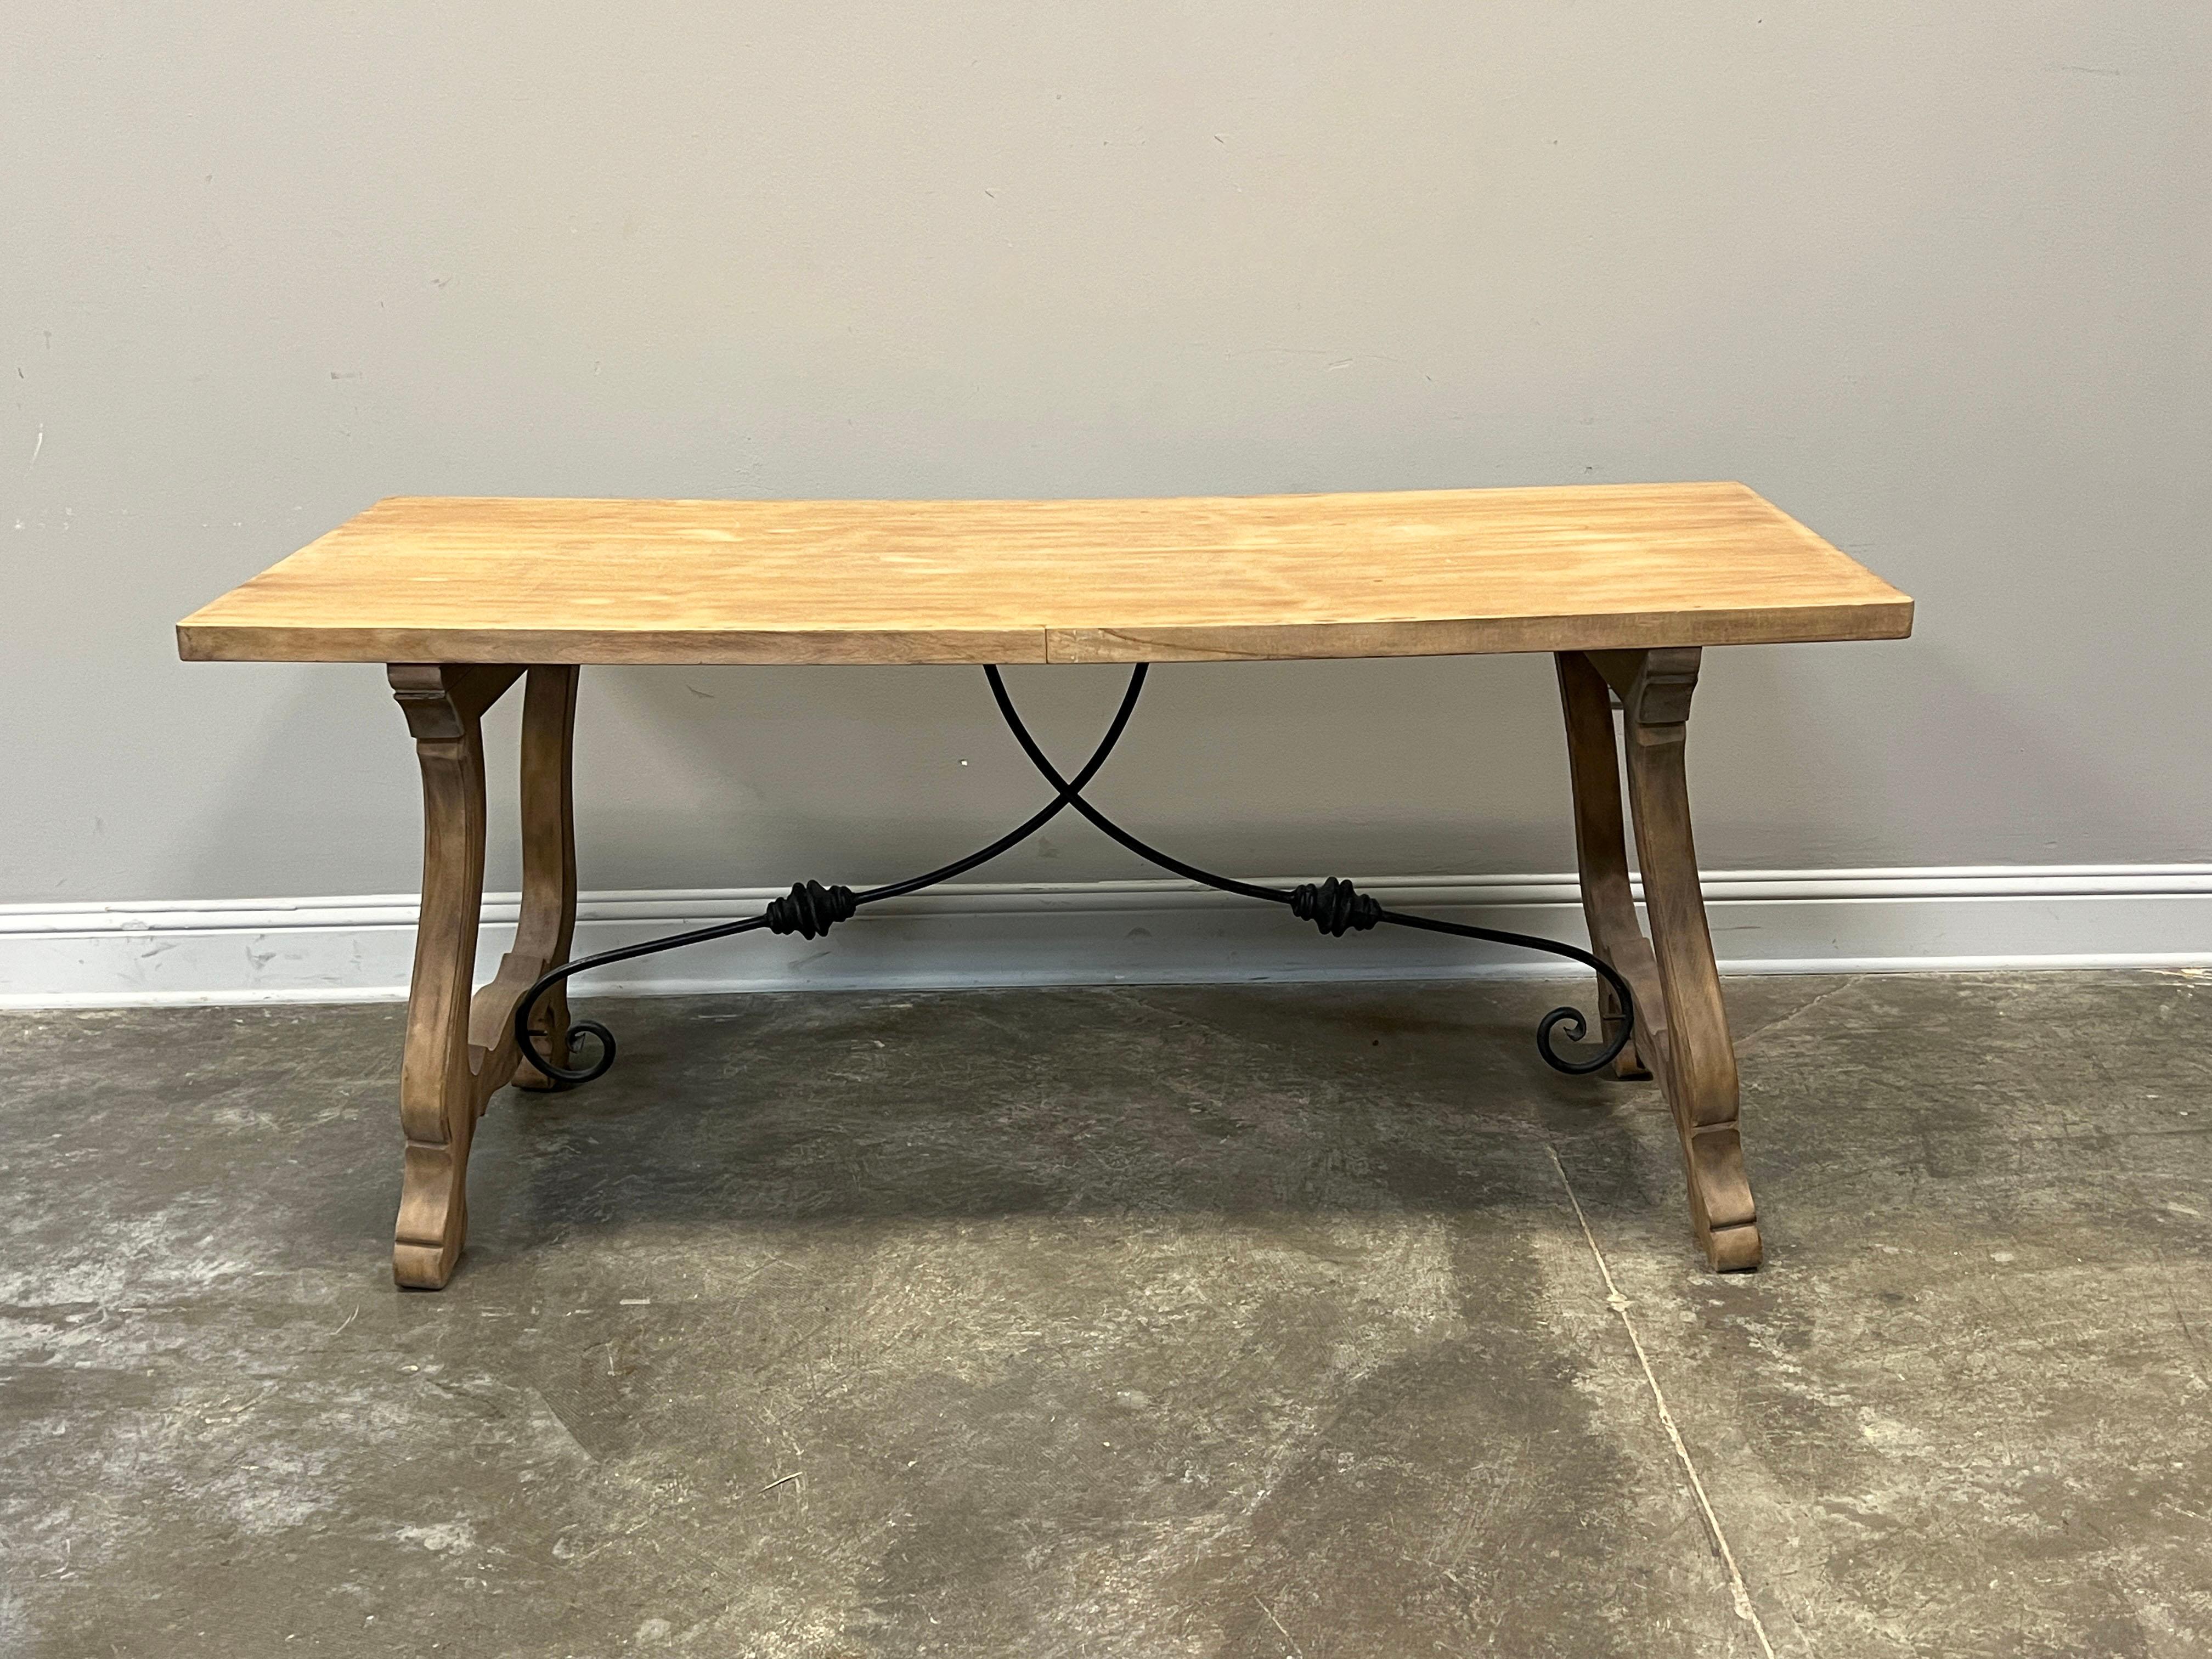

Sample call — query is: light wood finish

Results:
[1554,652,1656,1082]
[182,486,1908,1282]
[1567,646,1762,1272]
[483,667,580,1091]
[177,484,1911,666]
[386,663,580,1289]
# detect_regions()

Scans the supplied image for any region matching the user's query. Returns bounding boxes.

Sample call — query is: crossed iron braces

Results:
[513,665,1637,1087]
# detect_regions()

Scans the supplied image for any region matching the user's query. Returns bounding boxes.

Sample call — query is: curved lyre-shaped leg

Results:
[1574,649,1761,1272]
[388,666,514,1286]
[389,664,581,1286]
[1555,652,1656,1081]
[472,667,580,1091]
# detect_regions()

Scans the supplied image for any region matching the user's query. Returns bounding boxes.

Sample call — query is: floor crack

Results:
[1731,975,1864,1054]
[1548,1146,1781,1658]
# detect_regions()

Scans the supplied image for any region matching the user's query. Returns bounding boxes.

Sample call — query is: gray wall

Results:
[7,3,2208,907]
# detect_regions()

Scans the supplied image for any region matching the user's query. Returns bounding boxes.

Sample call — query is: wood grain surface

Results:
[177,483,1911,665]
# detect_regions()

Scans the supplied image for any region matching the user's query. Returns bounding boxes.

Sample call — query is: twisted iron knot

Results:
[765,880,857,939]
[1290,877,1381,937]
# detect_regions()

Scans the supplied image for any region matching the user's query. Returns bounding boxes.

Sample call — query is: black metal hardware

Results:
[511,665,1635,1088]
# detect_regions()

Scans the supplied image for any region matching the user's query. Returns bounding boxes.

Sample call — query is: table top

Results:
[176,483,1911,665]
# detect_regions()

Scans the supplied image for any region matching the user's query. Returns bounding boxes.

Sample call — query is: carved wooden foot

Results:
[388,663,580,1289]
[1564,649,1761,1272]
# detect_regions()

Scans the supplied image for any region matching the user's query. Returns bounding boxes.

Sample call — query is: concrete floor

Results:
[2,971,2209,1657]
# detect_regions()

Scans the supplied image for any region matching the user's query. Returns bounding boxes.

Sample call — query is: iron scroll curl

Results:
[512,665,1635,1086]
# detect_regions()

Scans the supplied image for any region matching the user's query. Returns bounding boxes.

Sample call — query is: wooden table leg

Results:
[1555,652,1658,1082]
[386,662,580,1289]
[476,667,580,1091]
[1572,648,1762,1272]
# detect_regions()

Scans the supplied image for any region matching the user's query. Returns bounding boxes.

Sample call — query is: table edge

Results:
[177,599,1912,665]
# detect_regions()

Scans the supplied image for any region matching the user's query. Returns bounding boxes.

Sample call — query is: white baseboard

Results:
[2,866,2208,1009]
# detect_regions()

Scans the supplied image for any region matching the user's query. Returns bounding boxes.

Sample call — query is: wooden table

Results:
[179,483,1911,1288]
